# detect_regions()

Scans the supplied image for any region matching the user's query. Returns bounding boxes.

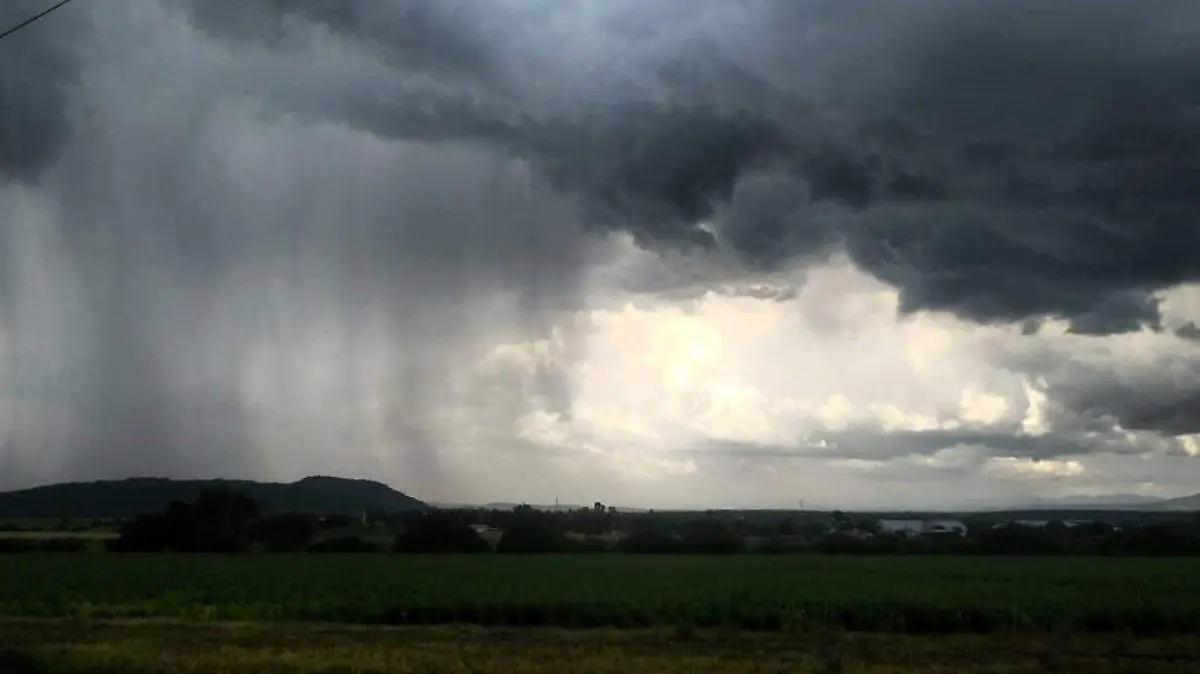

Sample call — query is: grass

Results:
[1,555,1198,634]
[1,620,1199,673]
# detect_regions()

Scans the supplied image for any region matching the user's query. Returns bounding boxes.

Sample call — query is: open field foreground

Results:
[2,555,1199,634]
[2,620,1199,674]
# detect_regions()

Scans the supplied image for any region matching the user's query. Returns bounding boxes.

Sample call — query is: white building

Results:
[878,519,925,536]
[879,519,968,537]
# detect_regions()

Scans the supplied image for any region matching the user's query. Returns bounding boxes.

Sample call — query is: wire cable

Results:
[0,0,78,44]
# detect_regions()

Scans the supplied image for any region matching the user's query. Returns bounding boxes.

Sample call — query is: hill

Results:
[998,494,1167,511]
[1149,492,1200,511]
[0,476,425,518]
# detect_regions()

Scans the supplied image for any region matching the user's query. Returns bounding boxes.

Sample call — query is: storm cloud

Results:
[0,1,593,490]
[0,1,82,182]
[0,0,1198,504]
[992,339,1200,438]
[170,0,1200,332]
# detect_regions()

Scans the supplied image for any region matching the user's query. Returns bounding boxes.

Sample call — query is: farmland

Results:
[2,555,1198,634]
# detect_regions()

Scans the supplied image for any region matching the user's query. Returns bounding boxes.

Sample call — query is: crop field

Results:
[2,555,1198,635]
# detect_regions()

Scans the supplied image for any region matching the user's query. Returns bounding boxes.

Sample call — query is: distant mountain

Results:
[1002,494,1168,511]
[0,476,425,518]
[995,493,1200,513]
[1148,493,1200,512]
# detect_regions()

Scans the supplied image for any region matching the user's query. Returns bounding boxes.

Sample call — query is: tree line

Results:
[4,487,1197,556]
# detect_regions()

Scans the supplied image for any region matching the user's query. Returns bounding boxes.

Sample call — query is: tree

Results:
[394,512,490,553]
[617,532,684,554]
[111,488,262,553]
[831,510,853,531]
[189,488,261,552]
[682,521,744,554]
[364,507,389,529]
[497,518,570,554]
[257,513,319,553]
[856,519,882,535]
[110,513,175,552]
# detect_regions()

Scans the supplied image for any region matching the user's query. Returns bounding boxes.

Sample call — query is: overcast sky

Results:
[1,0,1199,509]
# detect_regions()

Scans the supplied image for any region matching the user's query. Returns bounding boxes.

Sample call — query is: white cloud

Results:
[984,457,1086,479]
[456,251,1200,508]
[959,389,1011,427]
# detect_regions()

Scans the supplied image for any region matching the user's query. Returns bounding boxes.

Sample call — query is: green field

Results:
[1,555,1197,634]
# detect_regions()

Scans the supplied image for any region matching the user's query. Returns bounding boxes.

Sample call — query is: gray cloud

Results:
[784,1,1200,333]
[693,423,1149,466]
[179,0,495,78]
[0,1,82,182]
[0,2,593,492]
[993,341,1200,438]
[138,1,1200,336]
[1176,322,1200,341]
[183,0,1200,334]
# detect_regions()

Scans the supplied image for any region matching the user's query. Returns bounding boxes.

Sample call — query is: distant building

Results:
[879,520,925,537]
[470,524,504,549]
[879,519,968,537]
[924,520,968,536]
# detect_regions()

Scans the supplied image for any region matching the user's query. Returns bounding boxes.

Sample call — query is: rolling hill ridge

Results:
[1151,492,1200,512]
[0,476,425,518]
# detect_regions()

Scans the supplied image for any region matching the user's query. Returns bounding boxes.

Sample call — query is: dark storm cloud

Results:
[526,104,789,250]
[183,7,793,254]
[255,79,790,252]
[0,1,82,182]
[762,1,1200,333]
[179,0,495,78]
[181,0,1200,334]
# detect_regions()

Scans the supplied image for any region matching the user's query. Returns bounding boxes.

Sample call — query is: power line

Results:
[0,0,78,44]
